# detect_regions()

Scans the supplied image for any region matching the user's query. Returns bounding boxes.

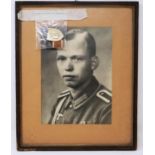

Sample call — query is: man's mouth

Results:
[63,75,76,80]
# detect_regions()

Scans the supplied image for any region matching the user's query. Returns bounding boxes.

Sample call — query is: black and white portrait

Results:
[41,28,112,124]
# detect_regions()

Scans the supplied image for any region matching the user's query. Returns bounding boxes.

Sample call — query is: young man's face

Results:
[56,34,93,89]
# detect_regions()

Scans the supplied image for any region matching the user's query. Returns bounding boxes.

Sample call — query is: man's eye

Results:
[72,57,84,62]
[57,57,66,61]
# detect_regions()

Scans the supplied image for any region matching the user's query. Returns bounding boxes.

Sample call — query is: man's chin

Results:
[64,81,78,89]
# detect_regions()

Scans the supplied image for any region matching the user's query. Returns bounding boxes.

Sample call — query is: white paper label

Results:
[18,9,87,21]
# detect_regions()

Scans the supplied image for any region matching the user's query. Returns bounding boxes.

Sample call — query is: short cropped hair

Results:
[65,29,96,57]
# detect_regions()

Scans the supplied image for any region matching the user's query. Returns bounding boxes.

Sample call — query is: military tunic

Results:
[48,77,112,124]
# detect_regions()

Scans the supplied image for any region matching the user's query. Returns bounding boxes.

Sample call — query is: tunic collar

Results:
[69,76,101,110]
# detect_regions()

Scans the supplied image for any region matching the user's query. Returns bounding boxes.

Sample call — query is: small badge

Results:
[47,28,64,48]
[47,28,64,41]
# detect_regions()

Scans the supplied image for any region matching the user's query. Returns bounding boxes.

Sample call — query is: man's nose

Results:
[64,59,73,71]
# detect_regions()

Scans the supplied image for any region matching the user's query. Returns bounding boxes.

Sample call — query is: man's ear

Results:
[91,56,99,71]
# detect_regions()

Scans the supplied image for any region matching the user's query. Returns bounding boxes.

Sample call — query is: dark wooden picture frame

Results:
[15,1,139,151]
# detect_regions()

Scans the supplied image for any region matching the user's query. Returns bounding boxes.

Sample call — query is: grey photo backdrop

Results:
[41,27,112,123]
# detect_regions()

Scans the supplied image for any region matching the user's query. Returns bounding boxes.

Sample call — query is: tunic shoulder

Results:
[95,86,112,123]
[96,86,112,104]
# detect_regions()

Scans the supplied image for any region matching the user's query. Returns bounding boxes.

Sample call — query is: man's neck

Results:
[69,77,93,100]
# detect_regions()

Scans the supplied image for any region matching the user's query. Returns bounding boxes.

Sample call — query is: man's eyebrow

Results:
[56,55,66,59]
[57,54,65,57]
[70,54,86,58]
[70,55,86,58]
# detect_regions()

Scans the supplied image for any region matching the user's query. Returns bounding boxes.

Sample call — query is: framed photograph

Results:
[16,1,139,151]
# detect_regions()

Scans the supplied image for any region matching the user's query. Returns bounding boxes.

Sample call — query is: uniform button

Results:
[69,104,73,108]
